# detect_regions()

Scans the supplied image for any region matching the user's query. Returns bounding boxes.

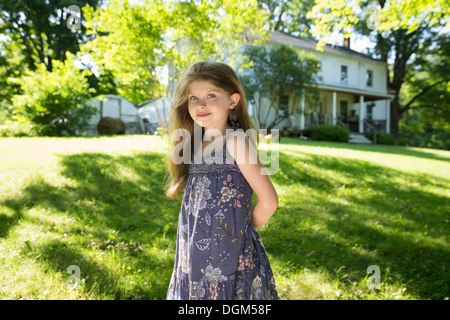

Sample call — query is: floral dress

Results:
[166,122,278,300]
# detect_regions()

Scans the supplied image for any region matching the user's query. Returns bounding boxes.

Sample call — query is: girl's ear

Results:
[230,93,240,109]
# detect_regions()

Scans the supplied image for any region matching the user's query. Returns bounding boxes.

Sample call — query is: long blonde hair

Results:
[165,61,258,199]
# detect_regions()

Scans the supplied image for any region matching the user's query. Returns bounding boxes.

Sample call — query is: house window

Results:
[278,94,289,117]
[340,65,348,84]
[366,70,373,87]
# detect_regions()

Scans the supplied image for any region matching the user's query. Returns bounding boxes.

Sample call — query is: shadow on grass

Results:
[265,149,449,299]
[279,137,450,163]
[0,202,23,238]
[0,151,180,299]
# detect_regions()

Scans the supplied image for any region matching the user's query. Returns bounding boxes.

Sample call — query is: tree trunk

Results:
[390,94,401,136]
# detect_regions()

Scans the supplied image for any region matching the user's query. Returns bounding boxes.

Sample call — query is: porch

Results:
[286,85,393,135]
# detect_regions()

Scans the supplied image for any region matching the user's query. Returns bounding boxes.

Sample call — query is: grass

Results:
[0,135,449,300]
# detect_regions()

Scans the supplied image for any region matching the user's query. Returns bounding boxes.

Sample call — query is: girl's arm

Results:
[227,132,278,228]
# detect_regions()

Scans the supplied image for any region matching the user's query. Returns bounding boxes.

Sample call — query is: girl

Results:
[165,61,278,300]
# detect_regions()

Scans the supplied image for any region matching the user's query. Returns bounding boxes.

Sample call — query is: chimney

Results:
[343,36,350,48]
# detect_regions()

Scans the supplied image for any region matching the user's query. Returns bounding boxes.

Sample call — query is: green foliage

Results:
[0,40,26,106]
[156,126,167,137]
[399,33,450,139]
[240,44,320,129]
[257,0,316,37]
[11,53,97,136]
[400,130,450,151]
[82,0,268,104]
[82,0,169,105]
[307,0,448,50]
[0,117,37,137]
[305,124,350,142]
[167,0,268,71]
[397,109,450,150]
[365,131,397,146]
[0,0,100,72]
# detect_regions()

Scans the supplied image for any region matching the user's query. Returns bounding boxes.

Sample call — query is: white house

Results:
[250,31,393,135]
[79,94,143,135]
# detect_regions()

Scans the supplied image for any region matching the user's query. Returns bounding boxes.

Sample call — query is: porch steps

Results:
[348,133,372,144]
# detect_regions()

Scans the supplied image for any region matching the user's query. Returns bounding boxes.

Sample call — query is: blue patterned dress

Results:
[166,122,278,300]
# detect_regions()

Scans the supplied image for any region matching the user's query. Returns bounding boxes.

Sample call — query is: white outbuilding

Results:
[78,94,143,136]
[136,96,171,134]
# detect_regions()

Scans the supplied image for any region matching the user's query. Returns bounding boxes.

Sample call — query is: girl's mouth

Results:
[197,113,211,118]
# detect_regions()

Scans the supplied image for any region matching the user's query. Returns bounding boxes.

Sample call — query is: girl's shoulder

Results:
[225,130,257,165]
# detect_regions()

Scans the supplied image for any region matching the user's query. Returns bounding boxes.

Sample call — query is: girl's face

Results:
[187,80,239,133]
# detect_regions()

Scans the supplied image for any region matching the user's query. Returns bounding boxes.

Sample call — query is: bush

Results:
[155,126,167,136]
[11,53,97,136]
[305,124,350,142]
[397,129,450,150]
[366,131,397,145]
[0,116,37,137]
[397,108,450,150]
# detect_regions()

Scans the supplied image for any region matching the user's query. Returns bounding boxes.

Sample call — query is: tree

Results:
[81,0,268,105]
[82,0,168,105]
[257,0,316,37]
[240,44,319,130]
[399,33,450,120]
[0,0,104,132]
[0,39,26,118]
[11,53,97,136]
[397,33,450,150]
[0,0,100,72]
[307,0,449,136]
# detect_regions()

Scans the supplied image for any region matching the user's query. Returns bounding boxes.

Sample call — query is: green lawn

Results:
[0,135,448,300]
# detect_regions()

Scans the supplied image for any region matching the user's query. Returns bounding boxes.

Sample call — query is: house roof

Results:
[268,31,386,64]
[313,83,394,101]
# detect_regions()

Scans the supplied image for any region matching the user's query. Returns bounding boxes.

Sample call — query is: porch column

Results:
[359,95,364,133]
[332,91,337,125]
[386,99,391,134]
[300,94,305,130]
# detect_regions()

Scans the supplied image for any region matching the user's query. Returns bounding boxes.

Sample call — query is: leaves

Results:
[194,238,211,251]
[307,0,448,50]
[11,53,97,136]
[82,0,268,103]
[205,213,211,226]
[216,217,243,243]
[0,0,101,72]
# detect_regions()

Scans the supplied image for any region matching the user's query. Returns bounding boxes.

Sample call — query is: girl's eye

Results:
[190,96,198,101]
[207,94,215,98]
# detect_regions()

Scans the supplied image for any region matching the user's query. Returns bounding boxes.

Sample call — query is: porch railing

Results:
[364,119,377,144]
[304,112,333,128]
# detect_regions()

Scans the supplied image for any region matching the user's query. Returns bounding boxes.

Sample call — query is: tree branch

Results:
[401,78,449,114]
[409,104,445,110]
[273,0,286,31]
